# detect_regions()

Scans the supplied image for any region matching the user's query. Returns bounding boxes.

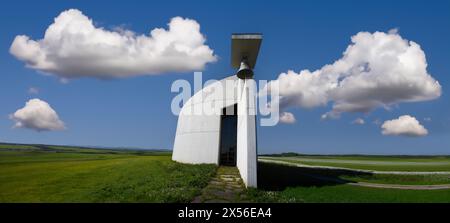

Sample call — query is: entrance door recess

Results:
[219,104,237,166]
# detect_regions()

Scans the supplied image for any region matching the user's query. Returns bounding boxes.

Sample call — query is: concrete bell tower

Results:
[232,33,262,187]
[172,33,262,188]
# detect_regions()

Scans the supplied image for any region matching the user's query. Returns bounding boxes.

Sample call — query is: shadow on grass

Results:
[257,162,373,191]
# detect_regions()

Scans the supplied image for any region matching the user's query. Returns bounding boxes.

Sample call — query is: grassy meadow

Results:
[247,184,450,203]
[1,143,450,203]
[260,155,450,171]
[248,161,450,203]
[341,174,450,185]
[0,143,216,202]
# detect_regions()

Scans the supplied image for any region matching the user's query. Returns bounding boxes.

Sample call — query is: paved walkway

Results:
[192,166,249,203]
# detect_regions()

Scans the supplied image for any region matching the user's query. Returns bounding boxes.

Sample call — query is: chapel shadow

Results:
[257,161,373,191]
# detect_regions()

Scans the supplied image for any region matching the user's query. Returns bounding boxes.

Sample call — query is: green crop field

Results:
[247,184,450,203]
[0,144,216,202]
[2,143,450,203]
[260,155,450,171]
[341,174,450,185]
[247,162,450,203]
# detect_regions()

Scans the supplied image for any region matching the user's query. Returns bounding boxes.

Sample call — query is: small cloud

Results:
[28,87,39,94]
[381,115,428,137]
[279,112,296,124]
[59,78,69,84]
[424,117,432,122]
[373,119,382,125]
[321,111,340,120]
[10,98,66,132]
[352,118,365,125]
[388,28,399,34]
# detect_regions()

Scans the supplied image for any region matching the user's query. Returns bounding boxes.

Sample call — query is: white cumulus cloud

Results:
[263,31,441,119]
[381,115,428,137]
[352,118,365,125]
[28,87,39,94]
[9,98,66,131]
[279,112,296,124]
[10,9,217,79]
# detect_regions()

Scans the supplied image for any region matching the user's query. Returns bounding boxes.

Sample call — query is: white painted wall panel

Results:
[236,79,257,187]
[172,75,258,188]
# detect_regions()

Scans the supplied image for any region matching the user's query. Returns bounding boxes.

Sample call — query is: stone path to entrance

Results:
[192,166,250,203]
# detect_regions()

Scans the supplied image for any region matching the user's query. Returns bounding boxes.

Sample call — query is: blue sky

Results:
[0,0,449,154]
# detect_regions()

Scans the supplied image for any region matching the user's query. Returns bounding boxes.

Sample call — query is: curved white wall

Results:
[172,75,257,187]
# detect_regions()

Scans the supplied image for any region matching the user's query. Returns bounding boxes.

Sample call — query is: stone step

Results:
[192,166,249,203]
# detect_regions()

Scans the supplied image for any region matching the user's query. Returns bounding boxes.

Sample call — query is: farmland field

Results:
[248,161,450,203]
[0,144,216,202]
[1,143,450,203]
[259,155,450,171]
[247,184,450,203]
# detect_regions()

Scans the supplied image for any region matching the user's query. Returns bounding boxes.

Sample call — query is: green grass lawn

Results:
[249,162,450,203]
[341,174,450,185]
[260,155,450,171]
[0,145,216,203]
[247,184,450,203]
[2,143,450,203]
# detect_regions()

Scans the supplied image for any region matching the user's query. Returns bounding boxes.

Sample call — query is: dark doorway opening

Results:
[219,104,237,166]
